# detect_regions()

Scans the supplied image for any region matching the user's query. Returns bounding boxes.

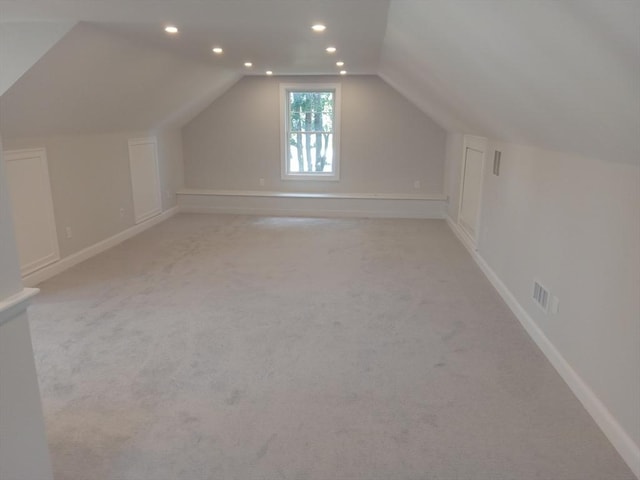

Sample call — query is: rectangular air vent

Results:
[533,280,549,312]
[493,150,502,176]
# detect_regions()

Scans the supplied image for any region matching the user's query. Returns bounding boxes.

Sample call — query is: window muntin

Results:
[280,84,340,180]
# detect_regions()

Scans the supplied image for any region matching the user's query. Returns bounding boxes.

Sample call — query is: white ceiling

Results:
[380,0,639,165]
[0,23,240,137]
[0,0,390,75]
[1,0,638,165]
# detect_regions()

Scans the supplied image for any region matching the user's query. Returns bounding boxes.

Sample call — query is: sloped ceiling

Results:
[1,0,638,165]
[0,22,240,137]
[0,0,389,137]
[0,0,390,75]
[0,21,75,96]
[379,0,640,165]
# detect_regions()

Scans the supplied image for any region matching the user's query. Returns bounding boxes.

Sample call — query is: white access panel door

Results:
[4,148,60,276]
[458,137,486,244]
[128,137,162,224]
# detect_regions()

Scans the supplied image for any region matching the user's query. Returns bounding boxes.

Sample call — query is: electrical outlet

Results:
[259,178,265,186]
[413,180,421,189]
[65,226,73,239]
[119,208,125,218]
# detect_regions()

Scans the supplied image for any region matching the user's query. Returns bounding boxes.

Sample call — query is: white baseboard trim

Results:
[22,207,180,287]
[445,215,640,479]
[0,288,39,326]
[177,189,447,219]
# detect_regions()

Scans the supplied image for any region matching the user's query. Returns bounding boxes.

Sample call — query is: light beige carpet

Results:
[29,214,634,479]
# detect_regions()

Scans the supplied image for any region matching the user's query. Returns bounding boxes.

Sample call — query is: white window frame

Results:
[280,83,341,181]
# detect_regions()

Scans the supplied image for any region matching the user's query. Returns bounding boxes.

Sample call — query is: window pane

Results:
[288,91,334,132]
[288,133,334,173]
[322,113,333,131]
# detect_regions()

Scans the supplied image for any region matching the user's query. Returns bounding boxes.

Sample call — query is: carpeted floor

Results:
[29,214,634,480]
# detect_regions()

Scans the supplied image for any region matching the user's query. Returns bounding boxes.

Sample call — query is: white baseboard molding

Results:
[177,189,447,219]
[446,216,640,479]
[22,207,179,287]
[0,288,39,326]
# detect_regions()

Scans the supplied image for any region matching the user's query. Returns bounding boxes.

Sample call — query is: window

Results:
[280,83,341,181]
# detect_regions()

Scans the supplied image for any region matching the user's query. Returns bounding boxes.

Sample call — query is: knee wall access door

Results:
[128,137,162,224]
[4,148,60,276]
[458,135,487,246]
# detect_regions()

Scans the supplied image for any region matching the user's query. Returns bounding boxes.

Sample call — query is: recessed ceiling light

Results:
[336,61,345,67]
[311,24,326,32]
[266,70,273,76]
[164,25,178,34]
[212,47,223,54]
[340,70,347,75]
[244,62,253,68]
[326,46,337,53]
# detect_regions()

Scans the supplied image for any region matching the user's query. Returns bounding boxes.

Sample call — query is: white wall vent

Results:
[533,280,550,313]
[493,150,502,176]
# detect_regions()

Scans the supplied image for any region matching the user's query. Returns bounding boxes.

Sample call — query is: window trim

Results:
[279,83,341,181]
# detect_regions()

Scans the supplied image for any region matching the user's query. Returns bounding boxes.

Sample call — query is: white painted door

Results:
[4,148,60,275]
[128,137,162,224]
[458,136,486,245]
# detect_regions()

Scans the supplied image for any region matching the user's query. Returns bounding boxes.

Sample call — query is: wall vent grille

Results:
[493,150,502,176]
[533,281,549,312]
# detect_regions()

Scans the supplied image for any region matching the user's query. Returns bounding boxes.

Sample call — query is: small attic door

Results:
[4,148,60,275]
[458,135,487,247]
[128,137,162,224]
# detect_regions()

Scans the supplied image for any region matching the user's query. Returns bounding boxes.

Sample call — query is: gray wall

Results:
[446,132,640,456]
[444,132,464,219]
[0,141,22,298]
[4,129,183,259]
[156,129,185,208]
[183,75,446,194]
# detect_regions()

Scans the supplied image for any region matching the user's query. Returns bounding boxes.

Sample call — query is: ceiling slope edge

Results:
[154,72,243,133]
[0,20,76,96]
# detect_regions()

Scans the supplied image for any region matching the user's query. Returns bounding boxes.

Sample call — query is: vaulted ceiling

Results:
[0,22,240,136]
[1,0,638,164]
[379,0,639,165]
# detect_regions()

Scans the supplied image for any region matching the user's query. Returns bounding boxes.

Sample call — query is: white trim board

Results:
[177,189,445,200]
[177,189,447,219]
[0,288,39,326]
[445,216,640,479]
[22,206,179,287]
